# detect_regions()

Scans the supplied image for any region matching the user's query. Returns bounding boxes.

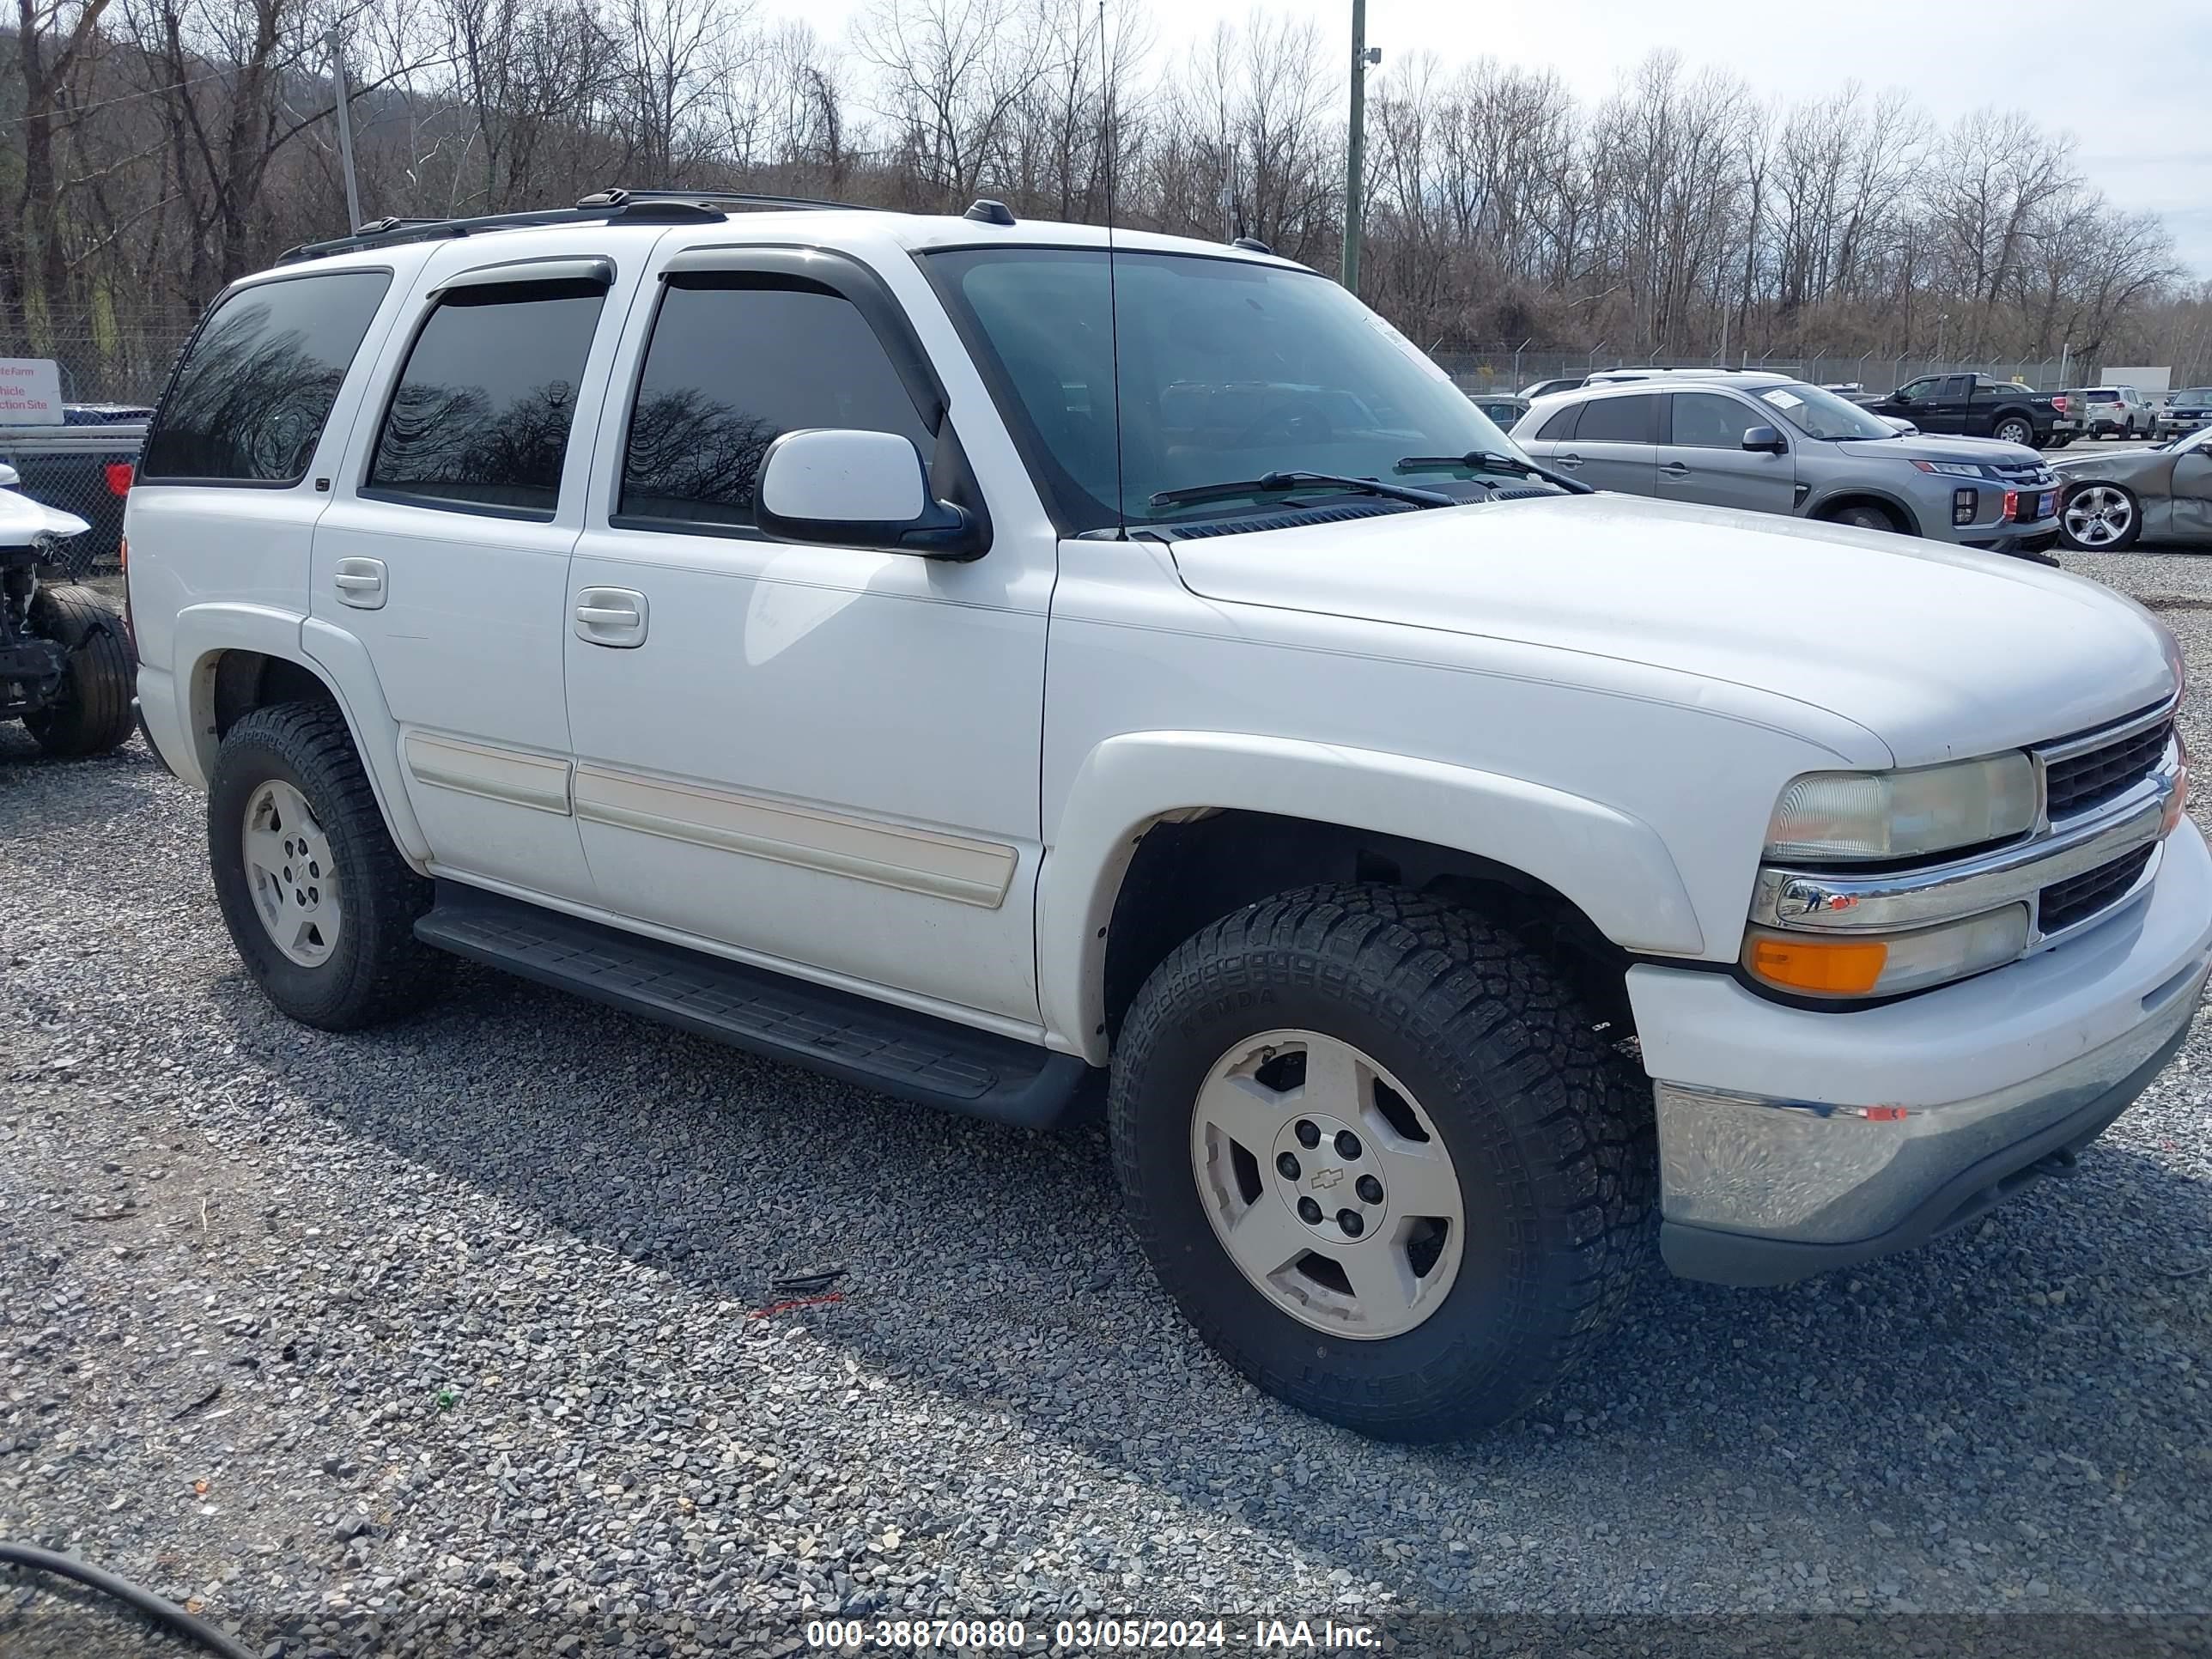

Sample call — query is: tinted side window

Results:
[142,271,391,483]
[1535,404,1582,441]
[1576,394,1657,443]
[1670,392,1753,449]
[366,279,606,517]
[619,280,933,532]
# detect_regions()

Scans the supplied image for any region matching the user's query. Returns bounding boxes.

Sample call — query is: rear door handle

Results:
[332,557,386,610]
[1659,461,1692,477]
[574,586,649,647]
[1553,453,1583,470]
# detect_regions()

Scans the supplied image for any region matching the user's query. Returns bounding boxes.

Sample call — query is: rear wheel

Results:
[21,584,137,757]
[2059,483,2142,551]
[1109,884,1654,1441]
[209,702,444,1030]
[1993,415,2035,447]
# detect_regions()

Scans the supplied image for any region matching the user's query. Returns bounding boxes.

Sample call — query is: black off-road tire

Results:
[209,702,444,1030]
[1109,884,1655,1441]
[22,583,137,757]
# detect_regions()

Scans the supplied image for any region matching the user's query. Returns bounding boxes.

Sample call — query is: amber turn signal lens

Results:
[1747,934,1889,996]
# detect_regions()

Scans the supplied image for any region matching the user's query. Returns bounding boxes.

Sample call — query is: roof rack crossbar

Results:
[277,187,876,265]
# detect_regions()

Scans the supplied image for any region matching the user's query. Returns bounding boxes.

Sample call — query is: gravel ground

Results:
[4,550,2212,1657]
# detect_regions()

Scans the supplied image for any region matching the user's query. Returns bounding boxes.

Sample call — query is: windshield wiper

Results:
[1395,449,1595,495]
[1148,471,1458,510]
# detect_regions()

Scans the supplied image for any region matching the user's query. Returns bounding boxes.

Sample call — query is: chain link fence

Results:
[0,319,185,574]
[1432,345,2212,397]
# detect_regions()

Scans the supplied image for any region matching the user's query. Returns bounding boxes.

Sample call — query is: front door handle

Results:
[332,557,386,610]
[574,586,649,647]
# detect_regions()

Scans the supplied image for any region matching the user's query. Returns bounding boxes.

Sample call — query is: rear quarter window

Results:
[140,270,392,483]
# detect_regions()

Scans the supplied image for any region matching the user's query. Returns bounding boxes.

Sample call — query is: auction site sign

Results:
[0,358,64,424]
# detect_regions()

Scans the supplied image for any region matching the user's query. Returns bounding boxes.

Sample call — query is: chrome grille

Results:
[2039,844,2154,933]
[2045,718,2172,820]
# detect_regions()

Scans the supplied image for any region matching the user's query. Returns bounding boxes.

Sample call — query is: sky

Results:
[787,0,2212,276]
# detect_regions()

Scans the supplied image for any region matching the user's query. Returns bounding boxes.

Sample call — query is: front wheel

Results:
[22,584,137,757]
[1823,501,1904,535]
[2059,483,2142,551]
[209,702,445,1030]
[1993,416,2036,447]
[1109,884,1655,1441]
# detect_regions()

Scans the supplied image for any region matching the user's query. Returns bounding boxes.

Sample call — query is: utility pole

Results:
[328,26,363,233]
[1340,2,1378,293]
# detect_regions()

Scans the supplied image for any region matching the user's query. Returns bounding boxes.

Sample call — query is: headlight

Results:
[1911,459,1986,478]
[1745,905,2030,999]
[1765,754,2037,863]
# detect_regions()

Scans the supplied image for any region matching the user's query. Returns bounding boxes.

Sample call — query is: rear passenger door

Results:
[1551,392,1659,495]
[1921,374,1974,434]
[309,252,635,901]
[1657,391,1795,515]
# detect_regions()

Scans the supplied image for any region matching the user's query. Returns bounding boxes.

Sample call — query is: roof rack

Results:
[276,187,875,265]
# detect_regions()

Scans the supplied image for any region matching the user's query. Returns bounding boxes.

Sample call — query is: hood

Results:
[2051,445,2166,478]
[1167,493,2174,769]
[0,486,88,545]
[1839,432,2046,469]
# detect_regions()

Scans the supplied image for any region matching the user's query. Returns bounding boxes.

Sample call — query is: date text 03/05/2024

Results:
[802,1617,1382,1650]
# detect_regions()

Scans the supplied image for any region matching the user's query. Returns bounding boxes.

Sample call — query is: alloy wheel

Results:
[2063,484,2135,548]
[1189,1030,1466,1340]
[242,780,343,968]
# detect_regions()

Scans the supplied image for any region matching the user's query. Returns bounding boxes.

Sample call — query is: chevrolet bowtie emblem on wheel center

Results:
[1308,1166,1345,1191]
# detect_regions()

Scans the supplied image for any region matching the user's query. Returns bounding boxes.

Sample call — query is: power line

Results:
[0,69,234,131]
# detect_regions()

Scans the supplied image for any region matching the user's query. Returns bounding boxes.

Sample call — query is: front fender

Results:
[1036,731,1705,1063]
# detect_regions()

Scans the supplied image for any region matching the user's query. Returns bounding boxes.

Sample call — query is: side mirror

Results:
[756,428,985,560]
[1741,425,1788,455]
[0,463,19,490]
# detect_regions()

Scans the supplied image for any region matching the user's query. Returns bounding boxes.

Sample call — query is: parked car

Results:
[1466,392,1528,427]
[0,461,137,756]
[1862,373,2073,448]
[2155,387,2212,441]
[2051,422,2212,550]
[1516,374,1586,399]
[2065,386,2155,441]
[1511,371,2061,556]
[0,403,150,575]
[128,192,2206,1442]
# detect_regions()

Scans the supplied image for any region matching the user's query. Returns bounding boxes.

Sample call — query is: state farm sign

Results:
[0,359,64,424]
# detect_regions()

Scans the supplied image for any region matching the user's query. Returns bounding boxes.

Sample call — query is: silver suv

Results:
[1512,371,2060,557]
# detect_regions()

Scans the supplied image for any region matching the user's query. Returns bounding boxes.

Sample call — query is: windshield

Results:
[1753,381,1898,441]
[925,246,1518,532]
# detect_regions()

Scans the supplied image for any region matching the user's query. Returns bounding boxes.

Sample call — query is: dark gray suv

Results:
[1512,371,2061,557]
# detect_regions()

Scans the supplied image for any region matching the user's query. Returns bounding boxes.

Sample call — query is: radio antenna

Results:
[1100,0,1127,540]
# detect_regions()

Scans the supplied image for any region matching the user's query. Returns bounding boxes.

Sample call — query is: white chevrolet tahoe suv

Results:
[127,191,2211,1441]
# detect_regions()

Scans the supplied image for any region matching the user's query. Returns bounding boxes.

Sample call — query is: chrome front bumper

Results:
[1654,956,2203,1285]
[1636,812,2212,1287]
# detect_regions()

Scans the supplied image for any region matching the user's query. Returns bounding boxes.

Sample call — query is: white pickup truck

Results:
[127,192,2210,1441]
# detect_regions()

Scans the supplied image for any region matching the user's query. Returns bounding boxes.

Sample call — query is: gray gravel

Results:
[5,549,2212,1656]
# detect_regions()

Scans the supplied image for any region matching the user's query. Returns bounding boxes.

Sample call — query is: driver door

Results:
[560,242,1053,1027]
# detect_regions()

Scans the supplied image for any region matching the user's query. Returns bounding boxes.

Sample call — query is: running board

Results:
[415,883,1091,1128]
